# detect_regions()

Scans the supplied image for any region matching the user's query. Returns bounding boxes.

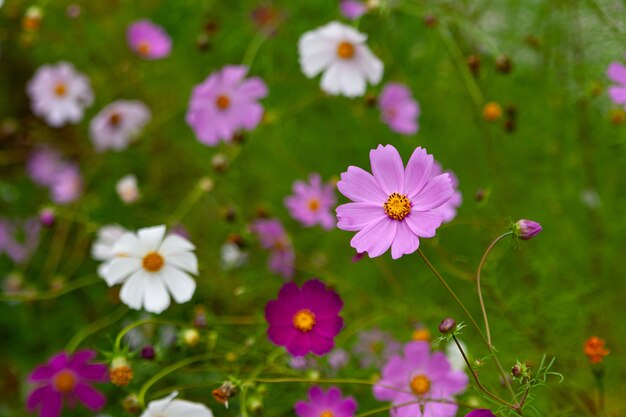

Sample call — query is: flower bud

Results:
[122,394,141,413]
[181,328,200,347]
[483,102,502,121]
[39,208,55,228]
[438,318,457,334]
[511,363,522,377]
[140,345,155,360]
[514,219,542,240]
[110,357,133,386]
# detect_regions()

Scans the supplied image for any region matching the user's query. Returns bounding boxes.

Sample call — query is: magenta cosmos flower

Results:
[127,19,172,59]
[378,83,420,135]
[336,145,453,259]
[285,173,337,230]
[27,350,108,417]
[251,218,295,279]
[265,279,343,356]
[431,162,461,223]
[465,410,496,417]
[186,65,268,146]
[373,341,468,417]
[607,60,626,106]
[295,386,357,417]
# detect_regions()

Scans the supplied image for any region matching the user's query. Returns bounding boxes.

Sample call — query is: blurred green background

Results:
[1,0,624,416]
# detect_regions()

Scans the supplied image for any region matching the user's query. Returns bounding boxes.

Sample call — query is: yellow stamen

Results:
[53,83,67,97]
[383,193,411,221]
[410,374,431,396]
[320,411,335,417]
[337,41,355,59]
[308,198,320,211]
[142,252,164,273]
[216,95,231,110]
[293,309,316,332]
[137,41,151,56]
[53,370,76,393]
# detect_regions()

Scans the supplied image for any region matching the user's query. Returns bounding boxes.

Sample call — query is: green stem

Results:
[65,306,128,353]
[242,30,269,68]
[476,232,513,346]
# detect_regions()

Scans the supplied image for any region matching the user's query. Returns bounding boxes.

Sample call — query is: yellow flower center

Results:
[137,41,151,55]
[410,374,431,396]
[384,193,411,220]
[216,94,231,110]
[53,83,67,97]
[293,309,316,332]
[308,198,320,211]
[142,251,164,273]
[53,370,76,393]
[412,328,431,342]
[320,411,335,417]
[108,112,122,127]
[337,41,355,59]
[110,365,133,386]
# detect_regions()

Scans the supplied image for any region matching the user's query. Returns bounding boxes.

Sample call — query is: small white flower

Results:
[101,225,198,314]
[298,21,383,97]
[116,174,140,204]
[141,392,213,417]
[92,224,128,277]
[27,61,93,127]
[90,100,151,152]
[445,339,467,372]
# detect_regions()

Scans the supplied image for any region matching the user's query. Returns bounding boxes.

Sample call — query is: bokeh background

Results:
[1,0,624,416]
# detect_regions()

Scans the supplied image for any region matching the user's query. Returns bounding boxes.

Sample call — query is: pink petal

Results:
[370,145,405,194]
[295,402,319,417]
[75,363,108,382]
[287,332,312,356]
[350,217,396,258]
[308,386,325,402]
[404,210,443,238]
[74,383,106,411]
[310,335,334,355]
[425,351,451,379]
[404,341,430,368]
[390,221,420,259]
[608,86,626,104]
[403,147,433,198]
[337,166,387,204]
[265,300,295,326]
[336,202,386,231]
[268,324,296,345]
[27,386,52,410]
[607,62,626,84]
[314,316,343,338]
[238,77,268,99]
[41,390,63,417]
[410,174,453,211]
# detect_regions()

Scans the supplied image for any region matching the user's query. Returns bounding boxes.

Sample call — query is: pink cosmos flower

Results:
[295,386,357,417]
[89,100,151,152]
[27,148,83,205]
[186,65,268,146]
[251,218,295,279]
[336,145,453,259]
[378,83,420,135]
[465,410,496,417]
[607,60,626,106]
[27,148,64,187]
[340,0,367,20]
[50,163,83,205]
[27,62,93,127]
[373,341,468,417]
[285,174,337,230]
[431,162,461,223]
[27,350,108,417]
[265,279,343,356]
[0,217,40,263]
[127,20,172,60]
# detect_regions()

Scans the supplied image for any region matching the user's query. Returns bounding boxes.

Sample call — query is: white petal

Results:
[355,45,383,84]
[111,232,144,257]
[165,399,214,417]
[166,251,198,274]
[102,257,141,286]
[321,62,366,97]
[138,225,167,251]
[144,392,179,417]
[159,234,195,256]
[143,275,171,314]
[119,271,147,310]
[161,266,197,304]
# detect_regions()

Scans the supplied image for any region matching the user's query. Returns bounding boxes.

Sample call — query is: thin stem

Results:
[114,318,184,350]
[65,306,127,353]
[242,30,269,68]
[417,249,486,344]
[476,232,513,346]
[452,336,516,409]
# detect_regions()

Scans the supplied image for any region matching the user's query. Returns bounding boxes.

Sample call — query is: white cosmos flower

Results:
[92,224,128,277]
[141,392,213,417]
[298,21,383,97]
[101,225,198,314]
[116,174,140,204]
[27,61,93,127]
[89,100,151,152]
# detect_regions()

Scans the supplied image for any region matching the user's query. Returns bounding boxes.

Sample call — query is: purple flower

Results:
[27,350,108,417]
[465,410,496,417]
[127,20,172,60]
[373,341,468,417]
[251,218,295,279]
[515,219,542,240]
[186,65,268,146]
[378,83,420,135]
[39,208,56,228]
[89,100,151,152]
[353,328,401,368]
[295,386,357,417]
[0,217,40,263]
[27,148,64,187]
[340,0,367,20]
[265,279,344,356]
[607,60,626,106]
[50,163,83,205]
[336,145,454,259]
[289,356,318,370]
[285,174,337,230]
[328,348,350,369]
[27,62,93,127]
[431,162,462,223]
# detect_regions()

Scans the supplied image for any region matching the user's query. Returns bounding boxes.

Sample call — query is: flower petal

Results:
[370,145,404,195]
[405,210,444,238]
[160,266,196,304]
[138,225,167,251]
[608,62,626,84]
[337,166,387,204]
[102,257,141,286]
[410,174,453,211]
[165,251,198,274]
[336,202,386,231]
[119,271,147,310]
[143,275,171,314]
[159,234,195,256]
[390,221,420,259]
[403,147,434,198]
[350,217,396,258]
[74,383,106,411]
